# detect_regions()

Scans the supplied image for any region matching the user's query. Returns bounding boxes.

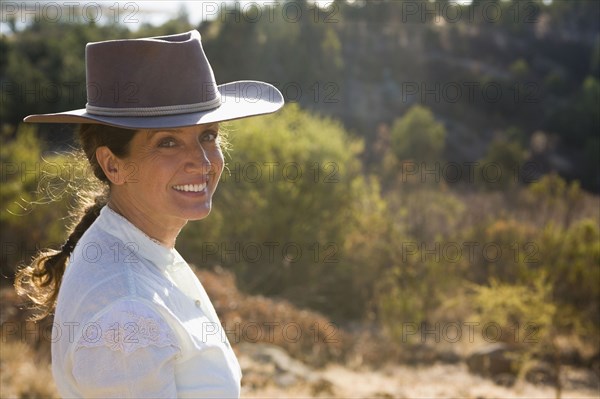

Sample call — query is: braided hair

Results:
[14,124,137,320]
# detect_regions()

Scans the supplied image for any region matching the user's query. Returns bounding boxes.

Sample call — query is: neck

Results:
[107,196,185,249]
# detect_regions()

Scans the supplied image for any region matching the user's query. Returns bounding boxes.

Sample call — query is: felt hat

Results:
[24,30,284,128]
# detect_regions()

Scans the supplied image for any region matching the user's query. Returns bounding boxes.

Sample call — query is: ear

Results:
[96,146,125,185]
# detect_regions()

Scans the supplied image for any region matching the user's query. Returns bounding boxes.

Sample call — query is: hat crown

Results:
[85,30,220,116]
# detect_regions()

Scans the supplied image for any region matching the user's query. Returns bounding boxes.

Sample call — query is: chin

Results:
[182,206,212,221]
[187,213,211,221]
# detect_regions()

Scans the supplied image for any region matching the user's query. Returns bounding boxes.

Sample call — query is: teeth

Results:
[173,183,207,192]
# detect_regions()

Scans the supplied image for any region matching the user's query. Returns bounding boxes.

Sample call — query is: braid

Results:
[14,123,137,321]
[61,196,105,256]
[15,195,106,320]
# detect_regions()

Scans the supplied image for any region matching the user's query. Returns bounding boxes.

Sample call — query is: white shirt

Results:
[52,206,242,398]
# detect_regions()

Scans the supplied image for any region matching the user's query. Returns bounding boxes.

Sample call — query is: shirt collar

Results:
[95,205,183,269]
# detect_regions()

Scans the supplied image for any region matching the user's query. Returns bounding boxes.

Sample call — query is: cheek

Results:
[135,158,176,190]
[210,149,225,177]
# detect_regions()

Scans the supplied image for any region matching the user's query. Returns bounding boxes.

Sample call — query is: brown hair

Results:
[14,124,137,320]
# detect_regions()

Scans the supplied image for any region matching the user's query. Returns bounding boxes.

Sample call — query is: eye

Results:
[158,137,177,148]
[201,130,218,142]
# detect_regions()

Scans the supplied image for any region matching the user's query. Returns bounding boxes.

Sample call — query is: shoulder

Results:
[73,298,181,355]
[67,298,180,398]
[55,223,167,324]
[69,221,142,270]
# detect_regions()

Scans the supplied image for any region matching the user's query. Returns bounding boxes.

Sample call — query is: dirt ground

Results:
[2,340,599,398]
[241,360,600,399]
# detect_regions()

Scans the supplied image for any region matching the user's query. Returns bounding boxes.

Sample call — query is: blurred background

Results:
[1,1,599,397]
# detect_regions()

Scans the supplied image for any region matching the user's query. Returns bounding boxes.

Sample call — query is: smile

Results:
[172,183,207,193]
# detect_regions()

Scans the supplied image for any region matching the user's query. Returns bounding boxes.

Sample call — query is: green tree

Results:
[538,219,600,338]
[477,138,526,190]
[509,58,530,78]
[525,173,584,227]
[390,105,446,163]
[470,274,557,384]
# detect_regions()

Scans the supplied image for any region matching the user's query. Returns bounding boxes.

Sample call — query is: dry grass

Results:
[0,288,57,398]
[2,340,598,399]
[0,341,58,398]
[237,359,600,398]
[194,265,349,367]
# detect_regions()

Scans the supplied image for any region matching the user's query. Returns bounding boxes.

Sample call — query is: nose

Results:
[184,142,212,175]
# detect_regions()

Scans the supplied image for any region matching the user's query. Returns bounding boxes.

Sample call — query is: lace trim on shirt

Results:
[75,306,179,355]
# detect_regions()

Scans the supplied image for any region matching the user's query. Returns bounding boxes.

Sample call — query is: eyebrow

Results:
[147,123,218,139]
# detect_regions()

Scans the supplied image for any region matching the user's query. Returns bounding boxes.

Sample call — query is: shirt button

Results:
[195,299,201,308]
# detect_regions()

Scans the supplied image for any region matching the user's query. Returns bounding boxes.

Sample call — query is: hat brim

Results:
[23,81,284,129]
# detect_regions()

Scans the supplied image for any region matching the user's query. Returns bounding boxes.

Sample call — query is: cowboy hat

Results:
[24,30,284,129]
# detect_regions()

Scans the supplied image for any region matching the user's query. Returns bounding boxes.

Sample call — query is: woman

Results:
[15,30,283,398]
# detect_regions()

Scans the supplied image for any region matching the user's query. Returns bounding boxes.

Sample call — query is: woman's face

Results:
[114,123,224,224]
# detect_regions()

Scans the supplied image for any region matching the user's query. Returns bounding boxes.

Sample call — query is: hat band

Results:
[85,94,222,117]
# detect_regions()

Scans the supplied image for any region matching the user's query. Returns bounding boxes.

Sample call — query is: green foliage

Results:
[320,27,344,76]
[178,104,368,317]
[201,0,344,103]
[0,126,91,275]
[469,274,558,381]
[550,75,600,149]
[340,175,394,318]
[1,125,43,222]
[376,188,468,335]
[509,58,530,78]
[378,253,462,339]
[538,219,600,335]
[471,275,556,340]
[524,173,584,227]
[392,187,467,240]
[2,20,130,124]
[390,105,446,163]
[378,266,427,342]
[477,138,526,190]
[2,0,599,189]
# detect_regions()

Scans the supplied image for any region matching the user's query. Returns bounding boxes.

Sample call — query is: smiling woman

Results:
[14,30,283,398]
[100,124,225,248]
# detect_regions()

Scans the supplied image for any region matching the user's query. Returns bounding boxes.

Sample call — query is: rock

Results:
[239,342,314,376]
[525,361,557,386]
[466,343,520,384]
[587,351,600,373]
[493,373,517,387]
[273,372,298,388]
[438,349,462,364]
[403,344,438,365]
[237,342,334,391]
[310,378,335,396]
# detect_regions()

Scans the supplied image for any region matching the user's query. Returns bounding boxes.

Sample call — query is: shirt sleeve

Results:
[71,299,181,398]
